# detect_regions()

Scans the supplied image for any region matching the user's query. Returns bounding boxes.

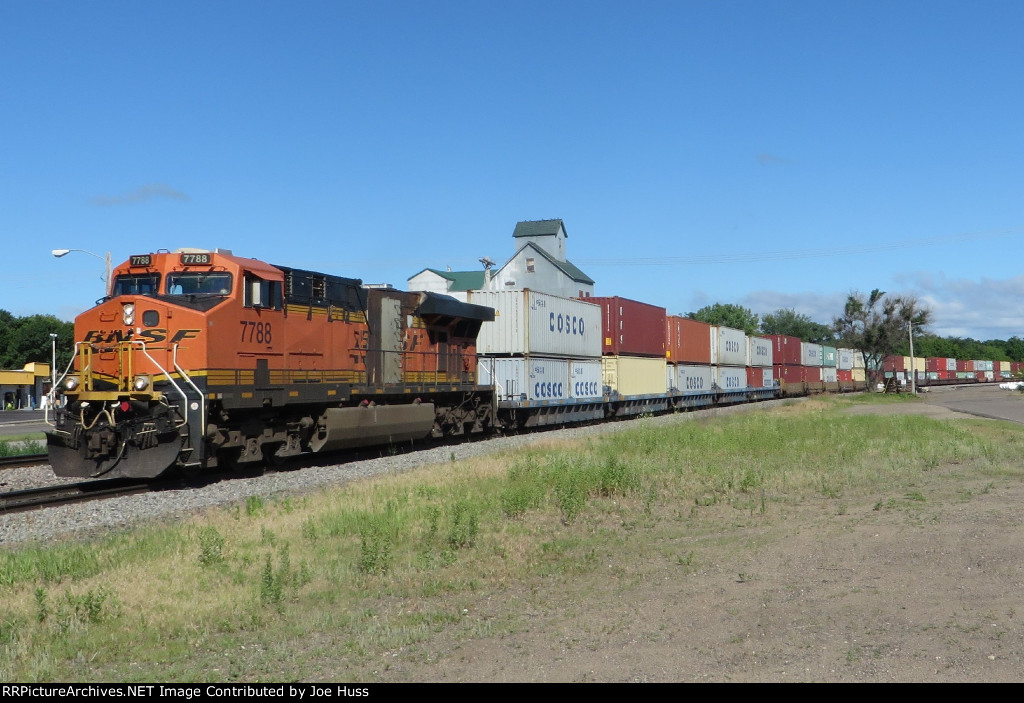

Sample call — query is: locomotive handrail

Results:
[45,341,91,428]
[129,340,192,429]
[171,343,205,452]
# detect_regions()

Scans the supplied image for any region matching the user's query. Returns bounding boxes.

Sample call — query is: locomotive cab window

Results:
[112,273,161,296]
[244,274,282,310]
[166,272,233,296]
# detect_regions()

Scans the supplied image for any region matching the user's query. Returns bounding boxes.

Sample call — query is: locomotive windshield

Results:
[166,272,233,296]
[112,273,161,296]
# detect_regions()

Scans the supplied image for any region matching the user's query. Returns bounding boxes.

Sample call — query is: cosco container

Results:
[712,326,748,366]
[801,342,823,366]
[822,367,838,383]
[665,316,712,364]
[837,348,854,370]
[569,359,603,399]
[602,355,667,396]
[714,366,747,392]
[587,296,666,357]
[469,290,602,358]
[747,336,773,367]
[479,356,570,402]
[673,364,714,394]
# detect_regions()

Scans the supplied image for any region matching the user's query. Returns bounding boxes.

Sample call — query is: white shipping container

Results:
[569,359,603,399]
[837,348,854,370]
[602,356,667,396]
[853,351,866,369]
[823,367,838,383]
[762,367,774,388]
[469,290,602,358]
[801,342,823,366]
[675,364,714,394]
[712,326,747,366]
[479,356,570,402]
[714,365,746,392]
[747,336,773,367]
[945,357,957,372]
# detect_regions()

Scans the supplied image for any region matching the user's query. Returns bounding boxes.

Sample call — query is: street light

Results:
[52,248,112,296]
[49,332,58,412]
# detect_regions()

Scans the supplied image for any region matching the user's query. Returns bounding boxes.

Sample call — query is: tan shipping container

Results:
[602,355,667,396]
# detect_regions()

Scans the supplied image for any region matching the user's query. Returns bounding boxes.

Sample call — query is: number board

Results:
[179,252,212,265]
[129,255,152,267]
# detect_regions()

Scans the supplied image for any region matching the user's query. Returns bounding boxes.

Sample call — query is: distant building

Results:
[407,219,594,299]
[0,362,51,410]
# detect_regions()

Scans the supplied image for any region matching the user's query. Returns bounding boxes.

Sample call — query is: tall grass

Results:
[0,396,1020,681]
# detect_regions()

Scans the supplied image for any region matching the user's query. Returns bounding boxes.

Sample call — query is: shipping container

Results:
[801,342,823,366]
[853,351,865,369]
[837,369,852,382]
[470,290,602,358]
[747,336,773,367]
[821,346,837,367]
[746,366,774,388]
[766,334,802,366]
[674,364,714,394]
[587,296,666,357]
[773,364,804,384]
[804,365,822,382]
[852,368,866,382]
[946,357,957,372]
[883,356,905,372]
[714,365,747,392]
[665,316,712,364]
[569,359,603,399]
[837,348,854,370]
[711,326,748,366]
[479,356,571,402]
[822,367,838,383]
[912,357,926,373]
[602,355,667,396]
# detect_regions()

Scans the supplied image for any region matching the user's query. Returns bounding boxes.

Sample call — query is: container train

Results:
[43,248,1005,481]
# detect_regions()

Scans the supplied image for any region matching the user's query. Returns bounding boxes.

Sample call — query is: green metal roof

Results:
[512,219,567,239]
[418,268,489,291]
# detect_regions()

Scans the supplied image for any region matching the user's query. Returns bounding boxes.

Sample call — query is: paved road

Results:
[0,410,48,438]
[917,384,1024,424]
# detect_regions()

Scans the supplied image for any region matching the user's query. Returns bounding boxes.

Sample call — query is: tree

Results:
[0,313,74,371]
[833,289,930,389]
[760,308,835,344]
[687,303,760,335]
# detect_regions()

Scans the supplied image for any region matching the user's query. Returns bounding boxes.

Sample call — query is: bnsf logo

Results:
[83,328,201,344]
[549,313,585,336]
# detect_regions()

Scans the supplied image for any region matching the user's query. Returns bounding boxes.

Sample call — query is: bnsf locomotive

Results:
[46,249,495,479]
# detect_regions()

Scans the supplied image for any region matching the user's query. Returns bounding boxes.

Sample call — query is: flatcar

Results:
[46,249,495,479]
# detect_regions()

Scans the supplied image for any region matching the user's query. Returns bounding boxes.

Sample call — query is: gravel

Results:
[0,400,791,547]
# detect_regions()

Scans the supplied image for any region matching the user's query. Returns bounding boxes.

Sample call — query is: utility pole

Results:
[908,319,916,395]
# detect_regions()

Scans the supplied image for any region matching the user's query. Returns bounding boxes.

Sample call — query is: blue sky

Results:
[3,1,1023,340]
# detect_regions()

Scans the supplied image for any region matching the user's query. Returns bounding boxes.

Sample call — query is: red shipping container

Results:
[746,367,773,388]
[957,360,969,372]
[804,366,822,382]
[883,356,905,372]
[665,315,712,364]
[766,334,801,366]
[772,364,804,383]
[926,357,942,372]
[837,369,853,382]
[587,296,666,357]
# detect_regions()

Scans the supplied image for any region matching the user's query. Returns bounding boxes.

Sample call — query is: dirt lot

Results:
[355,387,1024,682]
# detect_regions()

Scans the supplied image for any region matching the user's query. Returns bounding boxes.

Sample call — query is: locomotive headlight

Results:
[133,375,151,391]
[64,376,79,391]
[122,303,135,326]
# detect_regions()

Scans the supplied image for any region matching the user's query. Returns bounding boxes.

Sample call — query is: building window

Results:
[526,258,535,273]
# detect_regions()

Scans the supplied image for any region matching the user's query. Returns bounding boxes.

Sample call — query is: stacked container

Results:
[470,289,603,403]
[712,325,748,394]
[665,316,713,396]
[747,336,774,389]
[768,334,804,389]
[586,296,667,397]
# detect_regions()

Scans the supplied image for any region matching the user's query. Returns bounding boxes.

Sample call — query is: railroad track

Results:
[0,453,50,470]
[0,478,153,514]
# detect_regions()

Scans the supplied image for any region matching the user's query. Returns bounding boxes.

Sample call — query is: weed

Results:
[245,495,266,517]
[447,499,480,549]
[34,588,49,623]
[197,527,226,568]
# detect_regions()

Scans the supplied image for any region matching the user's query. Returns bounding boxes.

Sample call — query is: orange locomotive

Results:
[46,249,495,479]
